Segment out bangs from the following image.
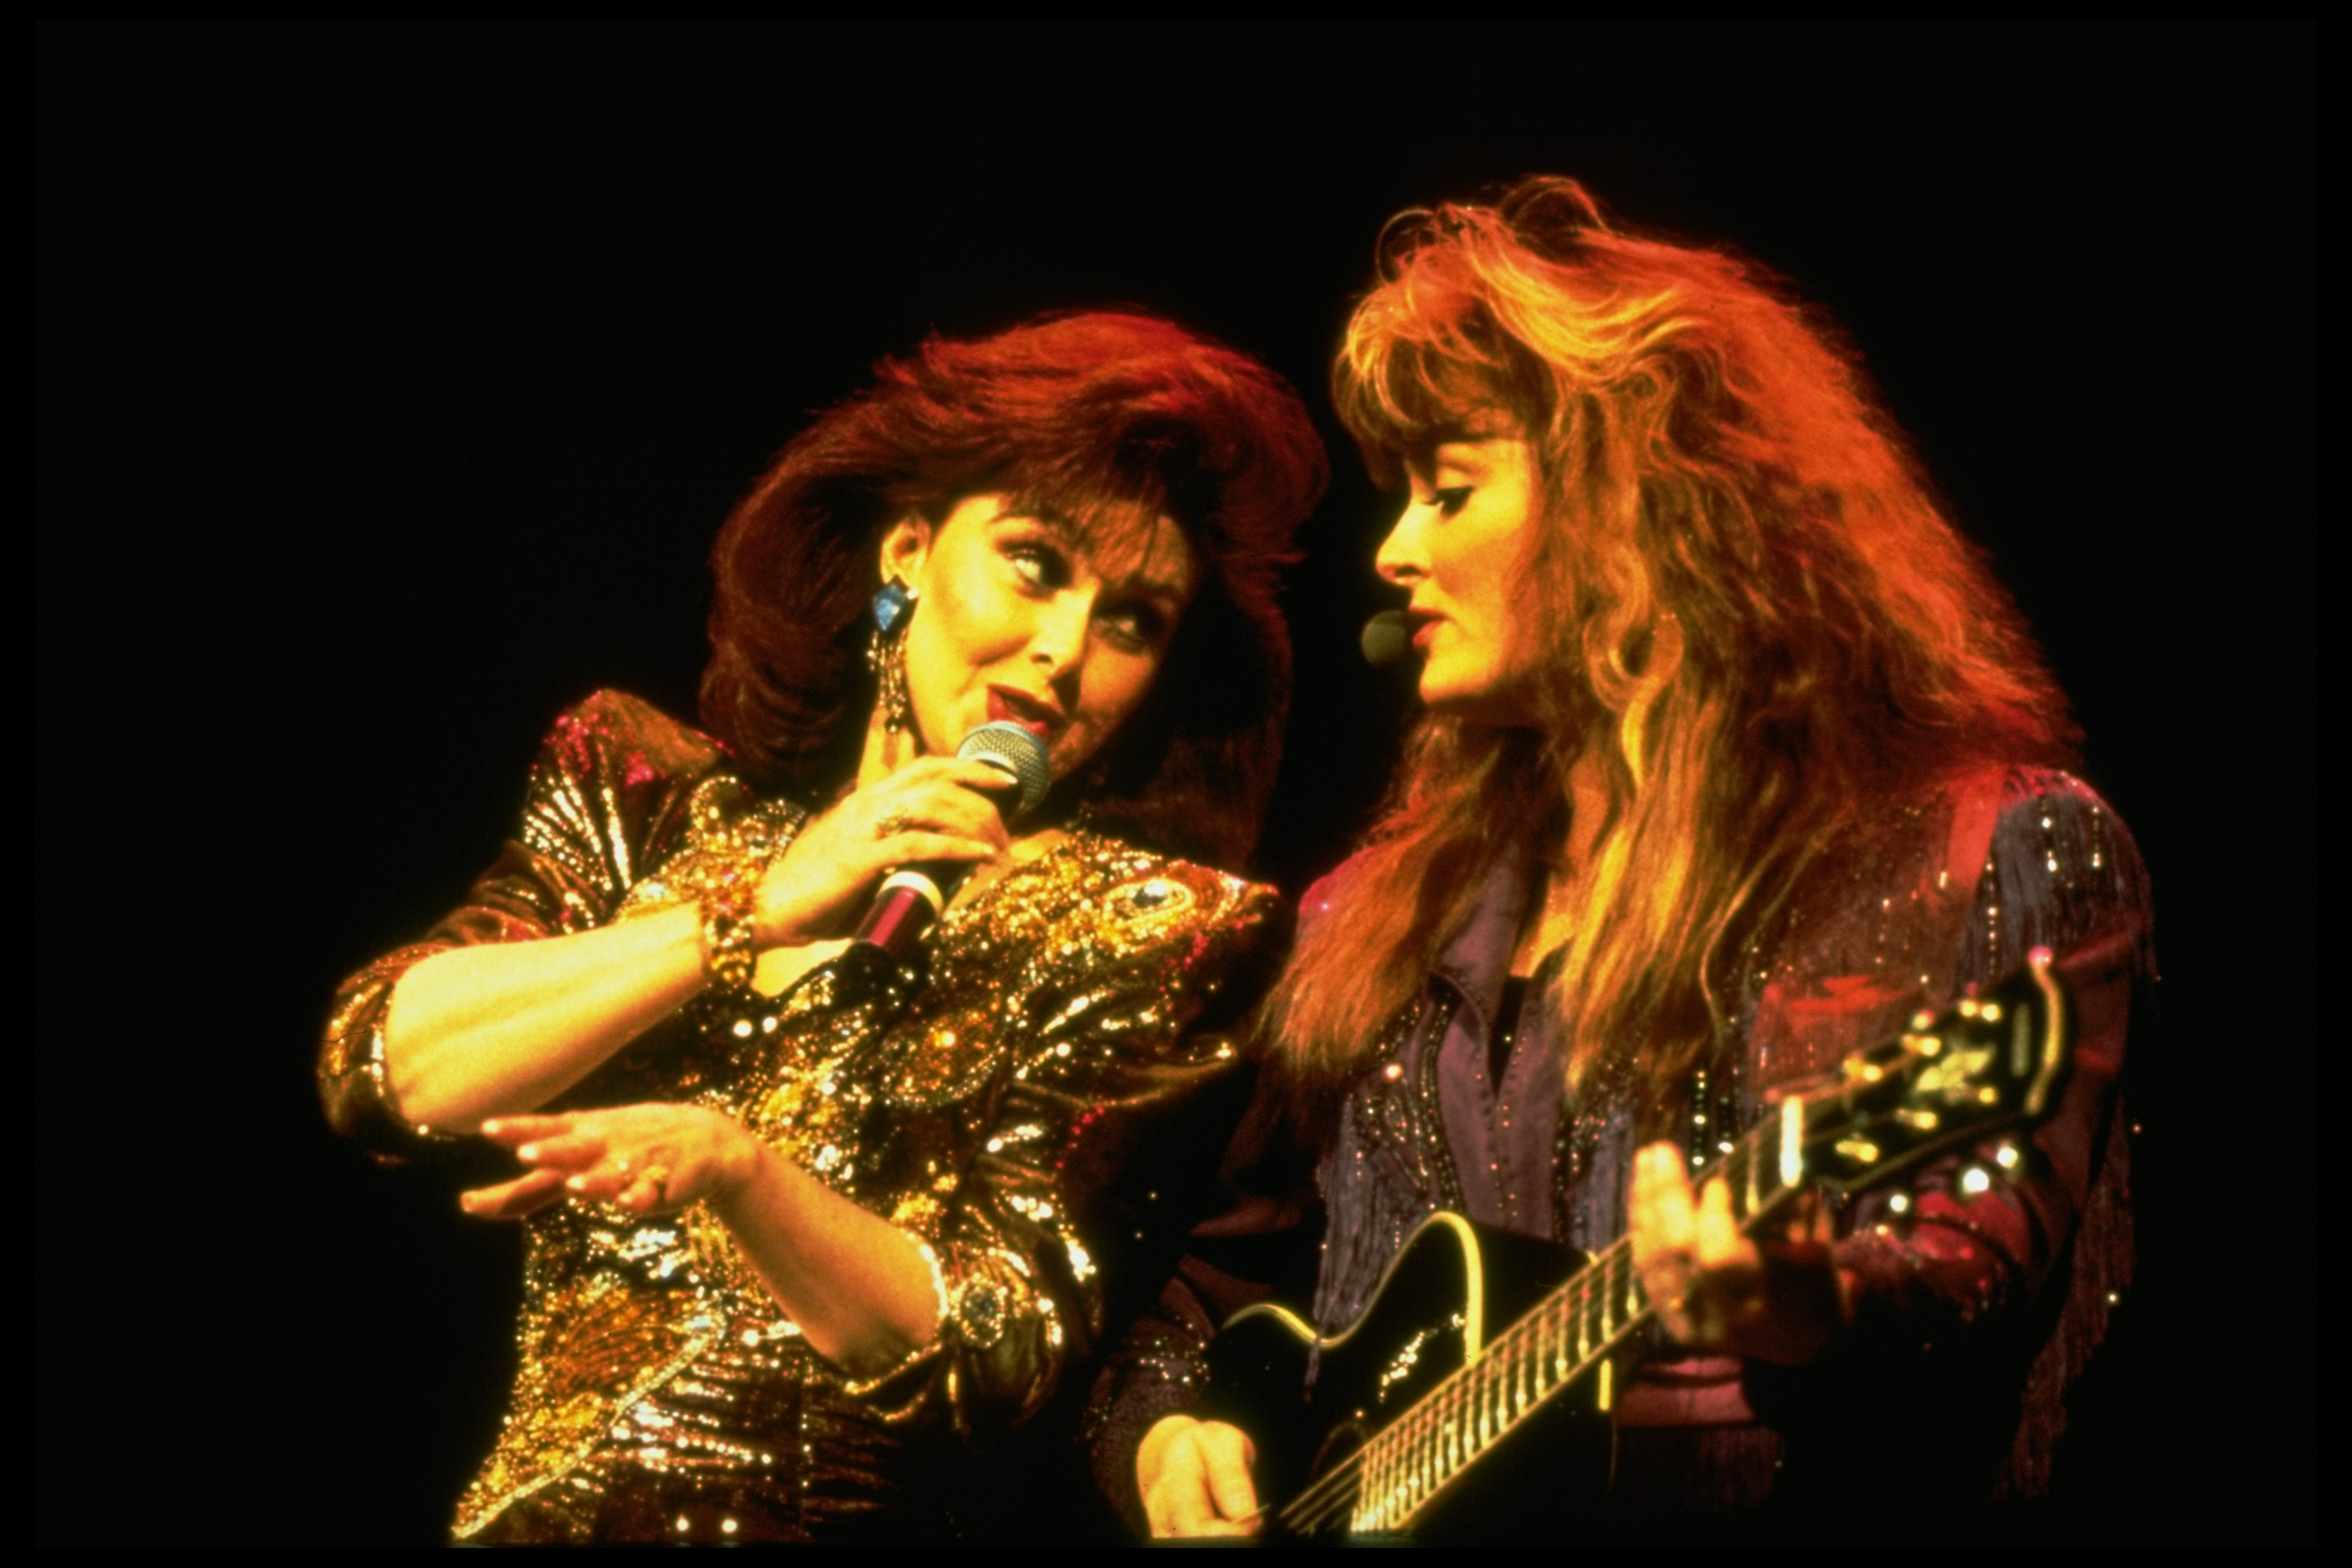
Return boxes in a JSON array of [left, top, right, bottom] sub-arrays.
[[1335, 273, 1542, 486], [1008, 482, 1174, 565]]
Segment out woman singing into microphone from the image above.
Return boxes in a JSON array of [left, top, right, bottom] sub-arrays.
[[316, 314, 1325, 1543]]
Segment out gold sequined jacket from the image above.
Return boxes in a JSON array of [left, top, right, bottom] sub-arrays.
[[318, 691, 1282, 1543]]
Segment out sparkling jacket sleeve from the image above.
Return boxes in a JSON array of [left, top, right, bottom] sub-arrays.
[[1740, 768, 2154, 1494], [316, 690, 721, 1155], [773, 848, 1290, 1442]]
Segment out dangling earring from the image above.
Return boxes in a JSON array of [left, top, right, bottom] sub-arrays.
[[868, 576, 916, 746]]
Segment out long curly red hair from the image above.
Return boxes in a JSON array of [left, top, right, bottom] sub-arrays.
[[1266, 180, 2076, 1118], [700, 312, 1326, 870]]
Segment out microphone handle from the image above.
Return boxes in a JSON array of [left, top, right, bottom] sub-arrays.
[[848, 858, 974, 962], [840, 729, 1040, 978]]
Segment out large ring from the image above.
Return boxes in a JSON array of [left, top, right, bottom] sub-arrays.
[[639, 1165, 672, 1207], [875, 812, 916, 838]]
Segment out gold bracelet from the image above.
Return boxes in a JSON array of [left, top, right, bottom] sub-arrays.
[[690, 842, 761, 995]]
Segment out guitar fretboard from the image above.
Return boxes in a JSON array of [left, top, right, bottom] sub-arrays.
[[1277, 1095, 1812, 1537]]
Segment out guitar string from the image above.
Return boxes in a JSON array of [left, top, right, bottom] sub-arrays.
[[1277, 1236, 1658, 1530], [1275, 1226, 1672, 1534], [1276, 1119, 1793, 1534], [1295, 1063, 1897, 1535]]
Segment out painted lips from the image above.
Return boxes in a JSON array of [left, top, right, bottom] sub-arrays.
[[987, 686, 1060, 740]]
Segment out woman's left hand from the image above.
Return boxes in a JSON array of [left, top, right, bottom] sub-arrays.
[[461, 1104, 763, 1220], [1627, 1141, 1851, 1365]]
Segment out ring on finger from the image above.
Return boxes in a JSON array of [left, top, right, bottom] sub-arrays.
[[639, 1165, 673, 1206], [875, 812, 916, 838]]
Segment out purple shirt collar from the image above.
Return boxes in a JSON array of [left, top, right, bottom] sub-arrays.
[[1425, 838, 1536, 1035]]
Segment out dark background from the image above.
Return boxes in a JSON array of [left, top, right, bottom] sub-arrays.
[[37, 23, 2313, 1545]]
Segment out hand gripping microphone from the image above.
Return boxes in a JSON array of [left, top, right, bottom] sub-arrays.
[[846, 721, 1054, 971]]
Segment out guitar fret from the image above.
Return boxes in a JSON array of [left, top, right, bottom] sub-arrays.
[[1429, 1382, 1449, 1485], [1415, 1422, 1432, 1517]]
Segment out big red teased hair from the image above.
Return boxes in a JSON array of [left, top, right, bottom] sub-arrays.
[[1267, 180, 2076, 1121], [701, 312, 1325, 869]]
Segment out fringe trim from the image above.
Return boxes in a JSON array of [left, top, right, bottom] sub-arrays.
[[1998, 1099, 2134, 1497]]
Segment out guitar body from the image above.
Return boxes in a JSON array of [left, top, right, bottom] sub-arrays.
[[1206, 1213, 1615, 1541]]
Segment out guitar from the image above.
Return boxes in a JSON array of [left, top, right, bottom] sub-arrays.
[[1202, 948, 2073, 1540]]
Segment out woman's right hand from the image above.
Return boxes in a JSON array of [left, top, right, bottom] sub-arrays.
[[1138, 1415, 1261, 1538], [756, 756, 1015, 946]]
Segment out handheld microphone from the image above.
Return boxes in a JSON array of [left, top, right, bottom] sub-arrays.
[[1361, 608, 1413, 668], [847, 721, 1054, 969]]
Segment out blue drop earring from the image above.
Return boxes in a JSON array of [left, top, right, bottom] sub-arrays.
[[868, 576, 917, 738], [872, 577, 915, 640]]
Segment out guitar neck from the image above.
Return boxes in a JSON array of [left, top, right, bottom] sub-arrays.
[[1293, 1098, 1813, 1537]]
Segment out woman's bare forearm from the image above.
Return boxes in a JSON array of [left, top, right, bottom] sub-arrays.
[[711, 1144, 942, 1375], [382, 904, 709, 1130]]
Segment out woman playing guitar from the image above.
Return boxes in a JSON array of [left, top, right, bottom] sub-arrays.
[[1099, 180, 2151, 1539]]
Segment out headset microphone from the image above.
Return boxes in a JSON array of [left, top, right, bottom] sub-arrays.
[[1361, 608, 1414, 669]]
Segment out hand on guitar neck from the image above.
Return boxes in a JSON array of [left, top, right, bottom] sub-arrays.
[[1626, 1142, 1855, 1366]]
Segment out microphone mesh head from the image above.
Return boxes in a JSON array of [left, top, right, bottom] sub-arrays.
[[957, 722, 1054, 816]]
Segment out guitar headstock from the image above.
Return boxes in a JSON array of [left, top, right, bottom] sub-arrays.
[[1799, 947, 2072, 1195]]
